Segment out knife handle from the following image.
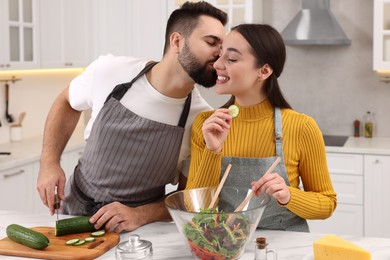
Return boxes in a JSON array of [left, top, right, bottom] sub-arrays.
[[54, 194, 60, 209]]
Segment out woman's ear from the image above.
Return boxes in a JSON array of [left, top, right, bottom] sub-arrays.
[[258, 64, 273, 81], [169, 32, 182, 54]]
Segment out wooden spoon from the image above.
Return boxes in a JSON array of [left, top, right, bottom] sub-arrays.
[[208, 164, 232, 209]]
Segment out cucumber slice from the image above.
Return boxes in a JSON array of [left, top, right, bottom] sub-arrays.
[[65, 238, 80, 245], [228, 105, 240, 118], [85, 237, 96, 242], [91, 230, 105, 237], [73, 239, 86, 246]]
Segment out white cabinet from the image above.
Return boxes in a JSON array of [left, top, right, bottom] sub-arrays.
[[0, 162, 35, 212], [40, 0, 92, 68], [0, 0, 40, 70], [308, 153, 364, 236], [373, 0, 390, 71], [90, 0, 167, 61], [364, 155, 390, 238]]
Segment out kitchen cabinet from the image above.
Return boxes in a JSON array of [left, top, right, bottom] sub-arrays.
[[0, 0, 40, 70], [308, 153, 364, 236], [40, 0, 92, 68], [373, 0, 390, 71], [168, 0, 262, 28], [90, 0, 167, 61], [364, 155, 390, 238], [0, 162, 35, 212]]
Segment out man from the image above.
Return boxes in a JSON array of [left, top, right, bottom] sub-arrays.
[[37, 1, 227, 233]]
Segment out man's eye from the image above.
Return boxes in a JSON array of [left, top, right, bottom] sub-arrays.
[[207, 41, 217, 46]]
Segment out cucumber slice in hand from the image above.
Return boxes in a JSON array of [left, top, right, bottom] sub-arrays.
[[228, 105, 240, 118]]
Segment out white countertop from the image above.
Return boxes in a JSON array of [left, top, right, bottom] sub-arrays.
[[0, 210, 389, 259], [326, 136, 390, 155], [0, 127, 85, 172]]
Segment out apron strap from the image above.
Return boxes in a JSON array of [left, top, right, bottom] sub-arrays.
[[104, 61, 158, 103], [178, 92, 191, 128], [274, 107, 283, 157]]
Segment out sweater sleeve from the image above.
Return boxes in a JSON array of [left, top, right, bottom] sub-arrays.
[[186, 112, 223, 189], [285, 117, 337, 220]]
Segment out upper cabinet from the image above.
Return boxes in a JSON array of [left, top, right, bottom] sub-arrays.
[[0, 0, 40, 70], [90, 0, 168, 62], [168, 0, 261, 29], [40, 0, 92, 68], [373, 0, 390, 71]]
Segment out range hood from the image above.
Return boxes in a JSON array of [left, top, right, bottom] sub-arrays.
[[281, 0, 351, 45]]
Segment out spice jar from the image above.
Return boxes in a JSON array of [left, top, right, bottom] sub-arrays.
[[116, 234, 153, 260], [254, 237, 277, 260]]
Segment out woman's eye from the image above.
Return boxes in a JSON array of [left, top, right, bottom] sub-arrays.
[[228, 58, 237, 63]]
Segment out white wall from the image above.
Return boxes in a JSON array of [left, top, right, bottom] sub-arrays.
[[0, 70, 84, 144]]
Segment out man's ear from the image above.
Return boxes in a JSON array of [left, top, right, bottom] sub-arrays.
[[258, 64, 273, 81], [169, 32, 182, 53]]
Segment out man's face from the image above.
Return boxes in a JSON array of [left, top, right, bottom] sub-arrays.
[[178, 15, 225, 88]]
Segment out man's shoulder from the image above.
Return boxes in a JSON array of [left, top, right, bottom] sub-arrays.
[[94, 54, 149, 70]]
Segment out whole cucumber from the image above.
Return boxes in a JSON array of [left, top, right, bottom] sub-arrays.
[[55, 216, 103, 236], [6, 224, 50, 250]]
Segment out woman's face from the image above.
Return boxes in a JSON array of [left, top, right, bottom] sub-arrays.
[[213, 30, 265, 105]]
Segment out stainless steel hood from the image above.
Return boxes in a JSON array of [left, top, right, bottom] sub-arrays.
[[281, 0, 351, 45]]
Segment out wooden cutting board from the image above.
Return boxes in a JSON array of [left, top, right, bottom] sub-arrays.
[[0, 227, 120, 259]]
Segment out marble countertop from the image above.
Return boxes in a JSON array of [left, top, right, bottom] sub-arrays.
[[0, 210, 390, 260], [0, 127, 85, 172]]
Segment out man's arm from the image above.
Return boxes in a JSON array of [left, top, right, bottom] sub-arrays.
[[37, 86, 82, 215]]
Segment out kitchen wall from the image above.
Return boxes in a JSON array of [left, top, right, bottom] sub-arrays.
[[0, 70, 84, 144], [0, 0, 389, 145], [262, 0, 389, 137]]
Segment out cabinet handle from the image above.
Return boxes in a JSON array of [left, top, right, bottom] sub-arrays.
[[3, 170, 25, 179], [5, 64, 10, 68], [374, 159, 380, 164], [65, 62, 73, 66]]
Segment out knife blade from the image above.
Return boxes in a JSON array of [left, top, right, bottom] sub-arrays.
[[54, 192, 60, 221]]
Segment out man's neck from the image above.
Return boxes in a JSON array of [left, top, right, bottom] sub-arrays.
[[145, 60, 194, 98]]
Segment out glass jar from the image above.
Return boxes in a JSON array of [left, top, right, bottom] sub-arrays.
[[115, 234, 153, 260]]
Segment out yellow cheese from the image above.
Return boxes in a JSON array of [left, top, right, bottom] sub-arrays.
[[313, 234, 371, 260]]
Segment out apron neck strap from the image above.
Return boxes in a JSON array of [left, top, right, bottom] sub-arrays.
[[274, 107, 283, 156], [104, 61, 158, 103], [178, 92, 191, 128]]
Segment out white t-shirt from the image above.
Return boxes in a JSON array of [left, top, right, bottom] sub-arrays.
[[69, 54, 213, 179]]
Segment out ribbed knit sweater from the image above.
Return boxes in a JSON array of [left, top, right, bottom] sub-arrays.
[[186, 99, 337, 220]]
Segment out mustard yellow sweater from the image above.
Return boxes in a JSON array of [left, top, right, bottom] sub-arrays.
[[186, 99, 337, 220]]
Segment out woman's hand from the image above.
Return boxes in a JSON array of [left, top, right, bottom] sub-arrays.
[[251, 173, 291, 205], [202, 108, 232, 153]]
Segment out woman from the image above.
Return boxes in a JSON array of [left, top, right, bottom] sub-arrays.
[[186, 24, 337, 232]]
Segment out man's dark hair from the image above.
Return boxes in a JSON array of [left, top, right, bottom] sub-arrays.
[[163, 1, 228, 54]]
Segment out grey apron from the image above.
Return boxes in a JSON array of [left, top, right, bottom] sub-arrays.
[[63, 62, 192, 215], [221, 107, 309, 232]]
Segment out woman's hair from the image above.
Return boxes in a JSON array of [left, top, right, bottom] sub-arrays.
[[222, 24, 292, 109], [163, 1, 228, 54]]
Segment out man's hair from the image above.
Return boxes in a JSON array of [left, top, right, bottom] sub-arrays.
[[163, 1, 228, 54]]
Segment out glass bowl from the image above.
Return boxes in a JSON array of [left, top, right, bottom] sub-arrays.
[[165, 187, 270, 260]]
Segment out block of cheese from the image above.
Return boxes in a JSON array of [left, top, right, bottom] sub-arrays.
[[313, 234, 371, 260]]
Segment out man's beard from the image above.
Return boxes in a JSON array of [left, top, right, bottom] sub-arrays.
[[178, 42, 217, 88]]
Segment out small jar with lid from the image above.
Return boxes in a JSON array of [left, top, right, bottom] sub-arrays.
[[116, 234, 153, 260]]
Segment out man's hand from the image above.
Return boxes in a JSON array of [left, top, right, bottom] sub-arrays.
[[36, 163, 66, 215], [90, 199, 172, 233]]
